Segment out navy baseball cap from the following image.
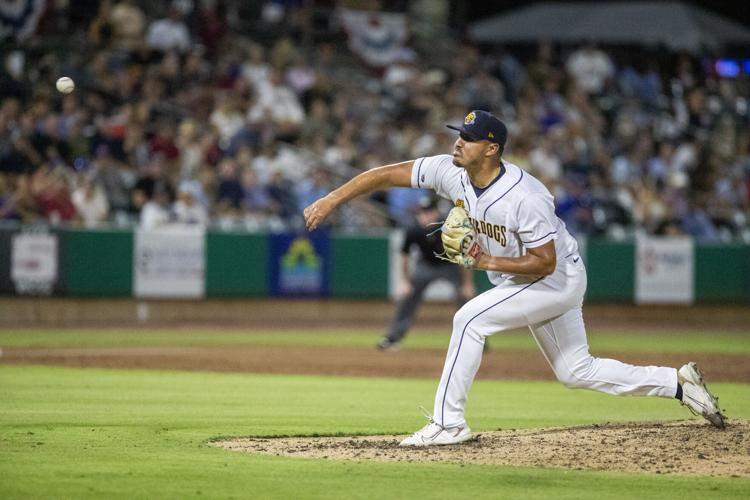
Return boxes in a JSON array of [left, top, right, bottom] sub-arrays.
[[447, 110, 508, 147]]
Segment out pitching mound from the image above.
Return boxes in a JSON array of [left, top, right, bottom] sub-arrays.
[[213, 420, 750, 477]]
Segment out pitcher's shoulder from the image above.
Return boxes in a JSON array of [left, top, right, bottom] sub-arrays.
[[504, 162, 552, 196]]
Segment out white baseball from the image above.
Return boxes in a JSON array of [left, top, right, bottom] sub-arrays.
[[56, 76, 75, 94]]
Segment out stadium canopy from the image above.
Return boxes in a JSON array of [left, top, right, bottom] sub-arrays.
[[468, 2, 750, 51]]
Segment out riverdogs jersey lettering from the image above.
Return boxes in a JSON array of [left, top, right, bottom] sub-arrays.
[[412, 154, 579, 285]]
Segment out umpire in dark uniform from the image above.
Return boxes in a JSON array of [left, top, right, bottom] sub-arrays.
[[378, 196, 476, 351]]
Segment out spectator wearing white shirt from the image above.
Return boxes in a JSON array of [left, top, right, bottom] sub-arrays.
[[529, 131, 563, 192], [565, 42, 614, 95], [146, 6, 190, 53], [140, 185, 174, 229], [242, 44, 272, 88], [173, 181, 208, 225], [72, 172, 110, 228], [247, 68, 305, 139], [209, 93, 245, 149]]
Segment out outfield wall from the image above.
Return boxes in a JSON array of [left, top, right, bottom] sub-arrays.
[[1, 226, 748, 304]]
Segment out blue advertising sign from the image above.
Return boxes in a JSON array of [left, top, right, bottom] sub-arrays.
[[269, 230, 330, 297]]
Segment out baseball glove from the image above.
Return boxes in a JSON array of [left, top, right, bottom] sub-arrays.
[[434, 206, 481, 268]]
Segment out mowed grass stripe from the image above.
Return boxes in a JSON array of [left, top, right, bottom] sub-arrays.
[[0, 365, 749, 499], [1, 328, 750, 355]]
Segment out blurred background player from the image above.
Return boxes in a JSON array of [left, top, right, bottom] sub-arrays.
[[377, 196, 476, 351]]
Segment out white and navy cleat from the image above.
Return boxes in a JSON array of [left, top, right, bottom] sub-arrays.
[[399, 419, 473, 447], [678, 362, 726, 429]]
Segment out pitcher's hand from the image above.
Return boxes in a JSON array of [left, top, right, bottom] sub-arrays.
[[304, 196, 336, 231]]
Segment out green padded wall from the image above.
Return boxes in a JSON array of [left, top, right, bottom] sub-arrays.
[[331, 235, 389, 298], [694, 244, 750, 303], [585, 238, 635, 302], [62, 229, 133, 296], [205, 232, 269, 296]]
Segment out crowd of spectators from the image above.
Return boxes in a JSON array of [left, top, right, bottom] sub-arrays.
[[1, 1, 749, 243]]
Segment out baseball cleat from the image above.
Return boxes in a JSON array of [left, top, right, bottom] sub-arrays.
[[399, 419, 473, 447], [678, 362, 726, 429], [376, 337, 401, 352]]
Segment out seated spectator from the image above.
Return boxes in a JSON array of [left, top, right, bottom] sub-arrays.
[[247, 68, 305, 140], [92, 145, 134, 214], [146, 5, 190, 53], [173, 181, 208, 225], [140, 184, 174, 229], [9, 175, 41, 223], [529, 130, 563, 193], [196, 0, 228, 56], [131, 155, 174, 205], [72, 172, 110, 228], [149, 122, 180, 164], [31, 167, 77, 225], [210, 93, 246, 150], [0, 173, 20, 221], [240, 167, 270, 214], [266, 170, 297, 221], [176, 119, 203, 180], [216, 158, 243, 209], [565, 41, 614, 95], [109, 0, 146, 52], [285, 53, 317, 97]]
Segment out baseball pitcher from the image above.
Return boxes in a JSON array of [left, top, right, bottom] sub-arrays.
[[304, 110, 725, 447]]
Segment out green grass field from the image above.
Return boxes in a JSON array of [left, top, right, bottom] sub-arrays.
[[1, 328, 749, 499], [2, 327, 749, 354]]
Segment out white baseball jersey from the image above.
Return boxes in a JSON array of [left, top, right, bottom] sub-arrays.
[[411, 154, 579, 285], [409, 154, 678, 429]]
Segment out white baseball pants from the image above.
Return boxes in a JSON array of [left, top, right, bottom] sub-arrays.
[[434, 255, 679, 428]]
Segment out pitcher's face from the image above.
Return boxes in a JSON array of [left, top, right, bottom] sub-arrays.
[[452, 132, 498, 169]]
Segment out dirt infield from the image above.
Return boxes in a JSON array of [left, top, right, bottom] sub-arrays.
[[214, 421, 750, 477], [3, 345, 749, 382]]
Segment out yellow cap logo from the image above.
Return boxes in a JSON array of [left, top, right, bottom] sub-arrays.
[[464, 112, 476, 125]]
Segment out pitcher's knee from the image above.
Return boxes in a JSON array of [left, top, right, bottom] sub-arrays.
[[555, 358, 596, 389], [556, 370, 587, 389], [452, 306, 473, 331], [452, 308, 486, 343]]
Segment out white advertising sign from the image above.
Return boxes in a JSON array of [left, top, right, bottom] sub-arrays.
[[11, 232, 57, 294], [635, 236, 694, 304], [134, 226, 205, 298]]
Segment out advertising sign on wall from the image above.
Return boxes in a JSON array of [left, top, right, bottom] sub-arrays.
[[133, 226, 205, 298], [270, 230, 330, 297], [635, 236, 694, 304], [11, 231, 58, 295]]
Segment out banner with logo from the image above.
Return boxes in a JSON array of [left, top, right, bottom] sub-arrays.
[[10, 230, 59, 295], [338, 8, 408, 67], [635, 236, 694, 304], [0, 0, 45, 40], [270, 230, 330, 297], [134, 226, 205, 298]]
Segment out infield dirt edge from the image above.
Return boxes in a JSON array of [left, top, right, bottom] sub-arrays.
[[213, 420, 750, 478]]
